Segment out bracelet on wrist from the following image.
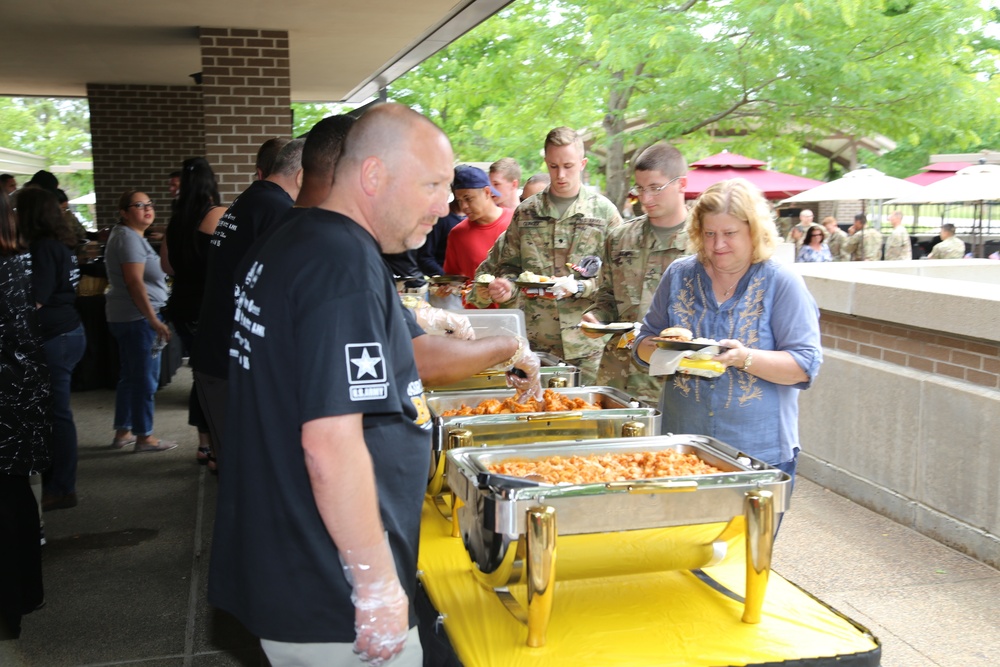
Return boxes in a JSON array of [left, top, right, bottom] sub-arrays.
[[740, 349, 754, 371]]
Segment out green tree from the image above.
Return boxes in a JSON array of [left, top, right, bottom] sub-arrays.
[[290, 102, 354, 137], [391, 0, 997, 208], [0, 97, 93, 199]]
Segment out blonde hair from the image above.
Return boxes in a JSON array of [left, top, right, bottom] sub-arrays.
[[544, 126, 584, 154], [686, 178, 779, 264]]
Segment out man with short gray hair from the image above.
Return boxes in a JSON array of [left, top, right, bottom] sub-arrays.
[[883, 210, 912, 261]]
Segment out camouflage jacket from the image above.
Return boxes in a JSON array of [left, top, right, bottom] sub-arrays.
[[826, 228, 848, 261], [883, 225, 912, 261], [927, 236, 966, 259], [585, 216, 689, 403], [843, 228, 884, 261], [470, 187, 623, 380]]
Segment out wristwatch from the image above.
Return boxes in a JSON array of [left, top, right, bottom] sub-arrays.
[[741, 349, 754, 371]]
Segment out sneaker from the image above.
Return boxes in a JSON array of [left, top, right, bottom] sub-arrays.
[[134, 440, 178, 453]]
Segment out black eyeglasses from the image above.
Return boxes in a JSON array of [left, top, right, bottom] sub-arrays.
[[629, 176, 682, 197], [129, 201, 155, 210]]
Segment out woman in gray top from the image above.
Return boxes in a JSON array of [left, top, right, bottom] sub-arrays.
[[104, 190, 176, 452]]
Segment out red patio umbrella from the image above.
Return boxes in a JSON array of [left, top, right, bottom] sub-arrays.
[[903, 162, 973, 186], [684, 151, 825, 200]]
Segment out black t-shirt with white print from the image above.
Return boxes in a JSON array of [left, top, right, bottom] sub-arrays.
[[208, 208, 432, 643]]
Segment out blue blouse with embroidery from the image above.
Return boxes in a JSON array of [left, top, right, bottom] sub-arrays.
[[634, 255, 822, 465]]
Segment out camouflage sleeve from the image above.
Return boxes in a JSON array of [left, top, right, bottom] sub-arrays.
[[583, 234, 618, 321]]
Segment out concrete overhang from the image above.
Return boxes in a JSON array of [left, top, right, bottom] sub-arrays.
[[0, 0, 511, 103]]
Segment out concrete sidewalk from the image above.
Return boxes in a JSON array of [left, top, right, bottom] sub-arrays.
[[2, 366, 998, 666]]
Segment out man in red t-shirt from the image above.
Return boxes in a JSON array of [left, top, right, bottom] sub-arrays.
[[443, 165, 513, 308]]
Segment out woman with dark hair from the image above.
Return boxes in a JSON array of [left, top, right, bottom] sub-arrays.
[[16, 188, 86, 510], [105, 190, 175, 453], [0, 190, 51, 638], [796, 224, 833, 263], [161, 157, 225, 467]]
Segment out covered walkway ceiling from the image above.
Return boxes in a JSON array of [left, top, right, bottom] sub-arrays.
[[0, 0, 510, 103]]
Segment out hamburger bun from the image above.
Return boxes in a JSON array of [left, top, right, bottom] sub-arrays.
[[659, 326, 693, 342]]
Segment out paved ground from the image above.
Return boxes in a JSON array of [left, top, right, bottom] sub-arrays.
[[2, 366, 997, 666]]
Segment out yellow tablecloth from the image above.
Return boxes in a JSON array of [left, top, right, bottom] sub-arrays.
[[418, 498, 879, 666]]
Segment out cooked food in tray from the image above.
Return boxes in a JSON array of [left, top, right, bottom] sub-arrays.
[[487, 449, 722, 485], [438, 388, 601, 416], [515, 270, 556, 287]]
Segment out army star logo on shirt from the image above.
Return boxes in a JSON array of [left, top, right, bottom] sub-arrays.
[[346, 343, 389, 401]]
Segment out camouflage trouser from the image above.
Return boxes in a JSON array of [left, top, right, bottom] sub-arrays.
[[565, 351, 602, 386]]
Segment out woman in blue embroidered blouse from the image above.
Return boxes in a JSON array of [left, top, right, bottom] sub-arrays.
[[796, 224, 833, 263], [633, 179, 822, 479]]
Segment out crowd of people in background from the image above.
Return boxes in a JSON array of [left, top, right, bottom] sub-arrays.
[[0, 104, 987, 657]]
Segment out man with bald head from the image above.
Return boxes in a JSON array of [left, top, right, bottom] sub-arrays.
[[209, 104, 452, 667]]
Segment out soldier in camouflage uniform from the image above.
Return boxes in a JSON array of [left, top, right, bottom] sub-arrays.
[[470, 127, 623, 383], [927, 224, 967, 259], [843, 213, 884, 261], [582, 143, 690, 404], [883, 211, 912, 261], [822, 216, 849, 261]]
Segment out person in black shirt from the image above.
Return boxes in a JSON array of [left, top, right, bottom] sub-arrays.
[[191, 139, 304, 469], [16, 188, 85, 512], [209, 104, 454, 667]]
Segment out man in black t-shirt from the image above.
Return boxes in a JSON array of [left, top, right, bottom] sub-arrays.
[[208, 104, 454, 667], [191, 139, 304, 468]]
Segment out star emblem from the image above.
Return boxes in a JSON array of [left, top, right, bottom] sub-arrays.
[[350, 347, 382, 379]]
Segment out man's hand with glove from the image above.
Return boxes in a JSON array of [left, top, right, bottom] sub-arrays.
[[549, 275, 582, 300], [340, 537, 410, 666], [503, 336, 543, 402], [412, 306, 476, 340]]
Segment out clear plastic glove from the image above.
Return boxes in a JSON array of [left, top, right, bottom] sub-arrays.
[[504, 336, 543, 402], [412, 306, 476, 340], [341, 539, 410, 666], [549, 275, 580, 300]]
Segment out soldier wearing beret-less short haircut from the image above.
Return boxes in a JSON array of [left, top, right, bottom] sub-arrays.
[[582, 142, 690, 404], [470, 127, 623, 383], [489, 157, 522, 210]]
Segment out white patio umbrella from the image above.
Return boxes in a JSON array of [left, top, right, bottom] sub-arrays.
[[68, 192, 96, 205], [781, 167, 925, 203], [885, 163, 1000, 204], [886, 163, 1000, 257]]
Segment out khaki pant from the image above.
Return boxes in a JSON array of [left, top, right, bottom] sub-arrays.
[[261, 626, 422, 667]]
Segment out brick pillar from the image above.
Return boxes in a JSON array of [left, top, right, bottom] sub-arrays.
[[199, 27, 292, 205], [87, 84, 204, 230]]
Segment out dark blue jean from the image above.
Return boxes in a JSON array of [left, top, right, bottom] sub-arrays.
[[108, 317, 162, 437], [41, 324, 86, 496]]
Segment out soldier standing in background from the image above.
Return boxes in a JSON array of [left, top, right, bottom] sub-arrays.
[[581, 142, 690, 404], [470, 126, 623, 383], [822, 216, 848, 261], [883, 210, 912, 261], [843, 213, 884, 261]]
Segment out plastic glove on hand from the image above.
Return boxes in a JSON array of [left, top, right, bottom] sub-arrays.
[[341, 538, 411, 666], [549, 275, 580, 300], [507, 347, 543, 402], [413, 306, 476, 340]]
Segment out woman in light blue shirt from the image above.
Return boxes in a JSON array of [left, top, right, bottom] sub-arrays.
[[634, 179, 822, 479]]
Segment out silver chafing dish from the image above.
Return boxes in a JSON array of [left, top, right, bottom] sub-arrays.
[[446, 434, 790, 647], [426, 386, 660, 496]]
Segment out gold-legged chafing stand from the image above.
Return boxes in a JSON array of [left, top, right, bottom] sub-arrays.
[[469, 488, 775, 647]]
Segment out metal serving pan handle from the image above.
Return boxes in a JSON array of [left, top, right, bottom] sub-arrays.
[[515, 411, 583, 421], [605, 480, 698, 494]]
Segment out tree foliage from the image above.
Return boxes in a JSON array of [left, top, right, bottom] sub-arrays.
[[0, 97, 94, 199], [390, 0, 999, 207]]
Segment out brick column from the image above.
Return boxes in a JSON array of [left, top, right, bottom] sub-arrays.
[[200, 27, 292, 205], [87, 84, 204, 229]]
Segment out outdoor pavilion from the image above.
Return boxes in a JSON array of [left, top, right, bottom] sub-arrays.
[[683, 150, 824, 200], [0, 0, 513, 225]]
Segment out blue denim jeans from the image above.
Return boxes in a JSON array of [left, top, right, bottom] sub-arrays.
[[41, 324, 87, 496], [108, 317, 163, 437]]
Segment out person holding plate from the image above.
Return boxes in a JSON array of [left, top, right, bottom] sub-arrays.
[[581, 142, 690, 404], [633, 179, 822, 478]]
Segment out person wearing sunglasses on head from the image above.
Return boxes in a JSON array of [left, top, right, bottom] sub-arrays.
[[104, 190, 176, 453], [796, 224, 833, 263]]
